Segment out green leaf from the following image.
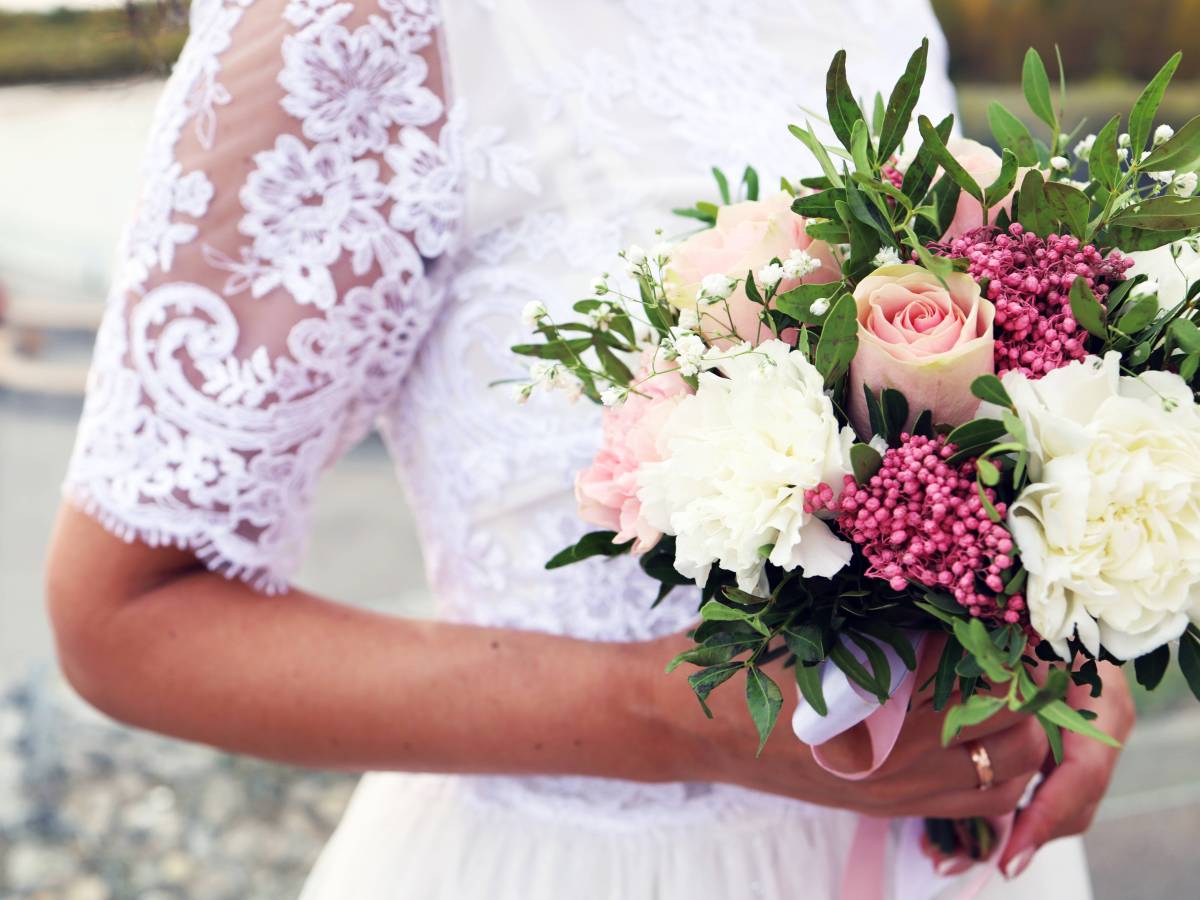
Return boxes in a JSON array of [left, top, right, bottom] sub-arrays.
[[1022, 47, 1057, 133], [826, 49, 865, 152], [933, 639, 964, 711], [877, 39, 928, 162], [987, 101, 1038, 166], [1103, 225, 1194, 252], [945, 418, 1007, 460], [672, 205, 717, 226], [917, 115, 982, 202], [1070, 276, 1108, 340], [1116, 295, 1159, 335], [850, 443, 884, 484], [791, 190, 843, 219], [665, 633, 754, 674], [1088, 114, 1123, 191], [952, 618, 1011, 683], [830, 641, 888, 702], [1038, 713, 1065, 764], [1129, 52, 1182, 156], [976, 457, 1000, 486], [851, 118, 874, 175], [814, 292, 859, 385], [970, 375, 1014, 409], [882, 388, 910, 441], [784, 624, 826, 664], [1015, 168, 1052, 236], [942, 694, 1005, 745], [1039, 699, 1121, 748], [545, 531, 634, 569], [698, 601, 770, 637], [637, 275, 672, 336], [593, 339, 634, 385], [1171, 318, 1200, 353], [789, 123, 844, 188], [746, 666, 784, 755], [856, 622, 918, 671], [984, 148, 1018, 211], [1134, 644, 1171, 691], [848, 632, 893, 696], [742, 165, 760, 202], [901, 113, 955, 203], [795, 662, 828, 716], [1140, 113, 1200, 174], [512, 338, 593, 360], [1042, 182, 1091, 238], [687, 663, 740, 717], [1110, 196, 1200, 231], [712, 167, 731, 204], [775, 283, 843, 323], [1178, 626, 1200, 701]]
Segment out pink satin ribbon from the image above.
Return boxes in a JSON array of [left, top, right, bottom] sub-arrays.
[[808, 667, 1014, 900]]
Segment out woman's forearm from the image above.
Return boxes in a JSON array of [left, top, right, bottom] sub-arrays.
[[46, 506, 686, 779]]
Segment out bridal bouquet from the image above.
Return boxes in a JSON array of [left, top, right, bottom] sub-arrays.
[[514, 38, 1200, 839]]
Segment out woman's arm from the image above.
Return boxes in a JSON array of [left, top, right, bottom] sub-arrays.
[[46, 502, 1052, 821], [45, 504, 683, 779]]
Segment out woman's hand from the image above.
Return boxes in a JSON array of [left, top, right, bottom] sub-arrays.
[[652, 632, 1049, 820], [999, 662, 1134, 878]]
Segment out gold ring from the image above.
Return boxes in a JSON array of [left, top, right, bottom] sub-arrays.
[[965, 740, 995, 792]]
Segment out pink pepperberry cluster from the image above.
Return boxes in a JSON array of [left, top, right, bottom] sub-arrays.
[[805, 434, 1027, 624], [931, 223, 1134, 378]]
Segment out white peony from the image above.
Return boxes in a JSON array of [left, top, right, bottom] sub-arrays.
[[1128, 240, 1200, 313], [994, 353, 1200, 659], [636, 340, 855, 594]]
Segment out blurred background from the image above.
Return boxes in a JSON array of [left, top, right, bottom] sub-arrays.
[[1, 1, 1199, 897]]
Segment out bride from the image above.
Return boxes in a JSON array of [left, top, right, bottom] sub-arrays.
[[44, 0, 1132, 896]]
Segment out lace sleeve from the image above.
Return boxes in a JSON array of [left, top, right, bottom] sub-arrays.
[[63, 0, 459, 593]]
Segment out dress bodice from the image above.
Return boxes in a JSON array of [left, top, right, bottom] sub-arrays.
[[64, 0, 956, 826]]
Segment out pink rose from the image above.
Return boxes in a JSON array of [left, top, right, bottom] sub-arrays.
[[575, 365, 690, 552], [664, 191, 839, 344], [848, 264, 995, 435], [939, 138, 1020, 242]]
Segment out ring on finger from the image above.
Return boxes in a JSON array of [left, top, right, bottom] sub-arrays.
[[964, 739, 995, 792]]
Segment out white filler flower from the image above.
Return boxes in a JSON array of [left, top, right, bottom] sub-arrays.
[[637, 340, 855, 594], [996, 353, 1200, 660]]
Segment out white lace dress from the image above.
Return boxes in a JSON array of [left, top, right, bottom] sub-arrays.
[[63, 0, 1092, 896]]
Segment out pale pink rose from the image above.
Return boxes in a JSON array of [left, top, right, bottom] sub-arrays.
[[664, 191, 839, 344], [848, 264, 995, 435], [939, 138, 1021, 242], [575, 365, 690, 552]]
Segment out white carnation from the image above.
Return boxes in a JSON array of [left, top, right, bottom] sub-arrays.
[[1128, 241, 1200, 312], [637, 340, 855, 593], [995, 353, 1200, 659]]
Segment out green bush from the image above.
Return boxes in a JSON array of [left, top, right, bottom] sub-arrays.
[[0, 5, 186, 85]]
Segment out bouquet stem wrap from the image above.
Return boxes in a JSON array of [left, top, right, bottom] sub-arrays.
[[791, 634, 1012, 900]]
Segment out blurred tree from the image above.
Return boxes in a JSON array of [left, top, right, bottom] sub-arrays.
[[932, 0, 1200, 80]]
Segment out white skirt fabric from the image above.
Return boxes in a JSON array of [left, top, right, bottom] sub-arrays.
[[298, 773, 1092, 900]]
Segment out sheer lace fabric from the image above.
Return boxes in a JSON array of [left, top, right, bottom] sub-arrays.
[[64, 0, 977, 838]]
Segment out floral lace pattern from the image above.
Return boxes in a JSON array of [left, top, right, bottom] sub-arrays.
[[66, 0, 958, 827]]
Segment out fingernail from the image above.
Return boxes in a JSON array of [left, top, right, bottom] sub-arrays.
[[1003, 848, 1035, 880], [935, 857, 971, 877]]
